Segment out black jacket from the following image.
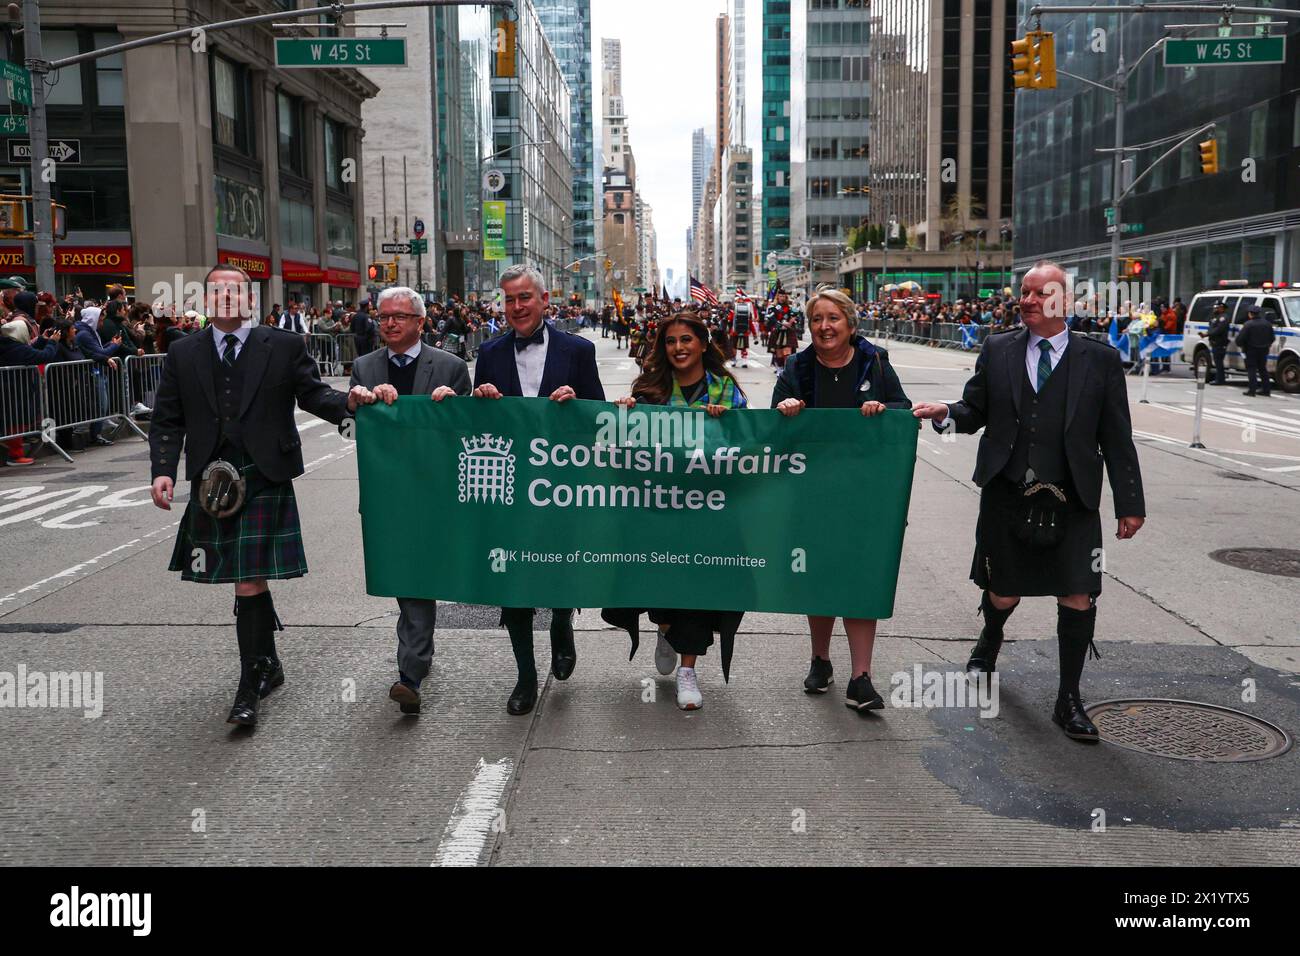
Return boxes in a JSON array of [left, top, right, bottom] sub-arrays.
[[771, 335, 911, 409], [149, 325, 349, 483], [0, 331, 59, 367], [1206, 312, 1231, 346], [1235, 315, 1275, 350], [941, 329, 1145, 516]]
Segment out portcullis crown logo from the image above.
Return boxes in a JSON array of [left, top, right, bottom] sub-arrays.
[[459, 433, 515, 504]]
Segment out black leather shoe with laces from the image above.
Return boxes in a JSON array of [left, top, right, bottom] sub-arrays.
[[1053, 694, 1100, 742]]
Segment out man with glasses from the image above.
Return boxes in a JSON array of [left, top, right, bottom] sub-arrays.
[[472, 263, 604, 716], [344, 286, 472, 715]]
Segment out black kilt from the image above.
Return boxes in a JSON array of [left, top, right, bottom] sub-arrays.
[[971, 476, 1102, 597], [168, 481, 307, 583]]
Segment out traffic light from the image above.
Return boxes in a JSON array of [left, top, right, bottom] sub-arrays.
[[1119, 257, 1149, 279], [367, 262, 382, 282], [1198, 137, 1219, 175], [1011, 32, 1056, 90]]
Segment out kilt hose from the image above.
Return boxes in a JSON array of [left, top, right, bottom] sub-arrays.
[[971, 475, 1103, 598], [169, 481, 307, 584]]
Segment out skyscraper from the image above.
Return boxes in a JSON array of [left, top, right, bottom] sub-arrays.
[[536, 0, 595, 299], [730, 0, 746, 149], [762, 0, 792, 258]]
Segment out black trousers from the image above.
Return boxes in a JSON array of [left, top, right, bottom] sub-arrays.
[[1210, 344, 1227, 383], [1245, 346, 1271, 393]]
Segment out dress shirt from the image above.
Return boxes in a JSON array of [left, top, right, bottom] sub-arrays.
[[386, 341, 422, 365], [1026, 327, 1070, 393], [211, 324, 252, 362], [513, 322, 549, 397]]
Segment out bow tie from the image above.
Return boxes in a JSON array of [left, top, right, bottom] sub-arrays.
[[514, 326, 545, 352]]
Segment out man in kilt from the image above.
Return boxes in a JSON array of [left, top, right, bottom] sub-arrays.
[[149, 263, 380, 727], [912, 261, 1145, 742]]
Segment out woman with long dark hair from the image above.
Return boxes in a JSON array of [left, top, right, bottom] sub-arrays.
[[602, 309, 747, 710]]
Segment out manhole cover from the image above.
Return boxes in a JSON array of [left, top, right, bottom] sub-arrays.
[[1208, 548, 1300, 577], [1085, 698, 1291, 762]]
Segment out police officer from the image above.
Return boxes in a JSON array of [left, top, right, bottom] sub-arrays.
[[1201, 301, 1231, 385], [1235, 304, 1275, 397]]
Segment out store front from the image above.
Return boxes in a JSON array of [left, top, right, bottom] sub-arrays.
[[326, 267, 360, 307], [0, 244, 134, 300], [281, 259, 325, 308]]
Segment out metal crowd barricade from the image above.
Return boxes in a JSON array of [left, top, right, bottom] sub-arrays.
[[1, 364, 45, 454], [40, 359, 144, 462], [122, 353, 167, 423], [304, 333, 337, 377]]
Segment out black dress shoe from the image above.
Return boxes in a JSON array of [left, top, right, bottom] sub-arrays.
[[550, 611, 576, 681], [389, 680, 420, 715], [507, 676, 538, 716], [92, 435, 114, 447], [257, 657, 284, 698], [1052, 694, 1100, 742], [227, 659, 262, 726]]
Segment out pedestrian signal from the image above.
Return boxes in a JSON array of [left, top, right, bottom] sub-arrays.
[[367, 263, 382, 282], [1198, 138, 1219, 175], [1119, 257, 1149, 279], [1011, 32, 1056, 90]]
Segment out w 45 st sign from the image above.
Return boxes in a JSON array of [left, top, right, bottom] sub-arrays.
[[1164, 36, 1285, 67]]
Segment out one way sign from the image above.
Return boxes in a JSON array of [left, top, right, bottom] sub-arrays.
[[6, 138, 81, 164]]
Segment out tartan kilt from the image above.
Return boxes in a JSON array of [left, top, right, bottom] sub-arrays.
[[168, 481, 307, 583]]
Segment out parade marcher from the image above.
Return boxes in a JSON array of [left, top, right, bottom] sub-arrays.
[[149, 263, 380, 727], [772, 288, 911, 709], [1200, 301, 1231, 385], [911, 260, 1146, 742], [602, 308, 748, 710], [345, 286, 472, 715], [1235, 304, 1274, 397], [472, 264, 605, 716]]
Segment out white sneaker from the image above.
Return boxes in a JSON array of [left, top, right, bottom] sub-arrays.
[[654, 631, 677, 675], [676, 666, 703, 710]]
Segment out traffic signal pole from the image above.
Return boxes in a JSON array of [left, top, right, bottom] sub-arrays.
[[12, 0, 512, 294]]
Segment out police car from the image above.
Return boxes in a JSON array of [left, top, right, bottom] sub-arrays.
[[1180, 281, 1300, 393]]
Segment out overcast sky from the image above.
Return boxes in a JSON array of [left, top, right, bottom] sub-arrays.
[[589, 0, 762, 292]]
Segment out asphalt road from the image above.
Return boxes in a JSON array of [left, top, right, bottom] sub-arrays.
[[1, 328, 1297, 866]]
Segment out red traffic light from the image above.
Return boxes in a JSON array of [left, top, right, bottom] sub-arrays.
[[367, 263, 381, 282]]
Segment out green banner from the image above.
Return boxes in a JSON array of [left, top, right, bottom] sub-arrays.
[[482, 201, 507, 261], [356, 399, 918, 619]]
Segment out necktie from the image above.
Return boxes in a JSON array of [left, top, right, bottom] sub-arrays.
[[390, 354, 412, 368], [514, 326, 545, 352], [222, 333, 239, 367], [1036, 339, 1054, 391]]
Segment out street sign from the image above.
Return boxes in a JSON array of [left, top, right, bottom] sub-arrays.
[[1104, 206, 1116, 226], [1, 61, 31, 107], [7, 139, 80, 164], [412, 218, 425, 238], [0, 115, 27, 135], [274, 38, 408, 69], [1122, 223, 1144, 235], [1164, 36, 1285, 67], [408, 238, 428, 254], [381, 243, 410, 254], [776, 257, 801, 266], [482, 168, 506, 194]]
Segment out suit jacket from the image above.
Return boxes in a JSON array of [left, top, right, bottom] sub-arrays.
[[943, 328, 1145, 516], [473, 320, 605, 400], [149, 325, 349, 483], [346, 341, 472, 397]]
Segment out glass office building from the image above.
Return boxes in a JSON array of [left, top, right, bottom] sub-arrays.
[[762, 0, 792, 257], [536, 0, 596, 301], [1013, 2, 1300, 298]]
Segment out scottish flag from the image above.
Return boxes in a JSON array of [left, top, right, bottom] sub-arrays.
[[960, 323, 979, 350], [1139, 331, 1183, 359], [1107, 318, 1130, 359]]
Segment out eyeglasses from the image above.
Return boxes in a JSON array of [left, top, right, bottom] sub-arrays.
[[379, 312, 422, 323]]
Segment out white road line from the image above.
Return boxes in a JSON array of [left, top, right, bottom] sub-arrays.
[[0, 444, 355, 616], [295, 418, 329, 432], [1133, 430, 1269, 471], [431, 758, 515, 867], [1148, 402, 1300, 440]]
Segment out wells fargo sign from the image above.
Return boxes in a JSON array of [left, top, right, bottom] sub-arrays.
[[217, 249, 271, 279], [0, 245, 133, 273], [282, 259, 326, 283], [326, 267, 360, 288]]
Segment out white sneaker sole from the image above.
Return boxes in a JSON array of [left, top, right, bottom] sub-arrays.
[[654, 635, 677, 676], [677, 698, 702, 710], [803, 677, 834, 694]]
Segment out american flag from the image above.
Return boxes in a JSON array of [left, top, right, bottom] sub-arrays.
[[735, 287, 751, 304], [690, 276, 718, 306]]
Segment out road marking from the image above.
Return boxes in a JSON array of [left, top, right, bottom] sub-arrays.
[[1133, 429, 1271, 471], [431, 757, 515, 867]]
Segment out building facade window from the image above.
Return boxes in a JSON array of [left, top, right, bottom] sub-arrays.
[[280, 198, 315, 251], [278, 92, 309, 178], [212, 55, 254, 156], [324, 119, 346, 192]]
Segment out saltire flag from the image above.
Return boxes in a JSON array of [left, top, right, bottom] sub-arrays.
[[960, 323, 979, 350], [1139, 330, 1183, 359], [766, 278, 784, 303], [1107, 316, 1130, 359], [690, 276, 719, 306]]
